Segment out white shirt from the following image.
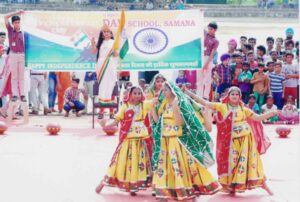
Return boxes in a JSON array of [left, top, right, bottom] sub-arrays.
[[261, 104, 277, 114], [282, 63, 299, 87]]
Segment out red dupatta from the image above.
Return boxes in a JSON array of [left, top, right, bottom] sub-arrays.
[[215, 111, 233, 176], [216, 89, 271, 176], [110, 87, 153, 165]]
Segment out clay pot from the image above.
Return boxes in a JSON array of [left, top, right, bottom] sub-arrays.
[[275, 127, 291, 138], [46, 123, 61, 135], [103, 126, 118, 136], [0, 121, 8, 135]]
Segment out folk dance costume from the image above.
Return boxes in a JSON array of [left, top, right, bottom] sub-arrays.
[[152, 82, 220, 201], [96, 87, 153, 194], [213, 87, 272, 193]]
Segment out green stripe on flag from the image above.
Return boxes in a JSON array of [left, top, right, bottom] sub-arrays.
[[120, 39, 129, 60]]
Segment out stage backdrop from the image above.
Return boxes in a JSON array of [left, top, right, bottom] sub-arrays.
[[23, 10, 203, 71]]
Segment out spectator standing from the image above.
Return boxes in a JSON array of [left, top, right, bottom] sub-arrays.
[[268, 62, 285, 109], [29, 70, 48, 115], [238, 61, 253, 103], [198, 22, 219, 100], [250, 63, 269, 112], [216, 53, 231, 98], [4, 10, 26, 102], [281, 52, 299, 104]]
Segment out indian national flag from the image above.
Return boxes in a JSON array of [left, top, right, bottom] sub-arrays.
[[113, 6, 129, 60], [97, 7, 128, 82]]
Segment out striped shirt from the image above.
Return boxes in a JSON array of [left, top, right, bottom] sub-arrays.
[[64, 87, 87, 102], [268, 72, 285, 92]]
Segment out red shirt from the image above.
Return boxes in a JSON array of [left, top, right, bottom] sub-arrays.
[[204, 30, 219, 56], [6, 23, 24, 53]]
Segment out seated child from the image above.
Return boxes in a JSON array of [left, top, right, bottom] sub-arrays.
[[246, 94, 260, 114], [64, 78, 88, 117], [279, 95, 299, 123], [261, 95, 279, 123], [176, 70, 188, 85]]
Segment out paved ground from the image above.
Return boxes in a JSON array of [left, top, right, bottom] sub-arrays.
[[0, 114, 299, 202]]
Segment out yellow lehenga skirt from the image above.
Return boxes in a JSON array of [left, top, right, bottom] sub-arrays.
[[152, 136, 221, 201], [219, 130, 266, 192], [103, 137, 152, 192]]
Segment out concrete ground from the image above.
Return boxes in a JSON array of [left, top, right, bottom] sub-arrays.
[[0, 114, 299, 202]]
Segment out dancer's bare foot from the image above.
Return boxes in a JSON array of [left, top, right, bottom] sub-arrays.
[[130, 192, 137, 196], [229, 189, 236, 196], [95, 180, 104, 194], [262, 182, 274, 196]]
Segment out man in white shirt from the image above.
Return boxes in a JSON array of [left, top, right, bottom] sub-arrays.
[[281, 52, 299, 104]]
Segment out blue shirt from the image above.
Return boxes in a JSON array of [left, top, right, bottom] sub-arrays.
[[84, 72, 97, 82], [269, 72, 285, 92]]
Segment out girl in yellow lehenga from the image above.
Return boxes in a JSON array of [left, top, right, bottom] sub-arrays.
[[95, 86, 154, 196], [151, 82, 221, 201], [184, 86, 277, 196]]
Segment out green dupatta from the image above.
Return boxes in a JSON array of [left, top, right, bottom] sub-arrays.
[[152, 82, 215, 171]]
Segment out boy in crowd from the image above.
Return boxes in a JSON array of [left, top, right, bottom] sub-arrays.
[[266, 37, 274, 55], [231, 53, 243, 86], [270, 50, 278, 62], [256, 45, 267, 63], [198, 22, 219, 100], [64, 78, 88, 117], [216, 53, 231, 100], [247, 51, 258, 73], [265, 61, 274, 76], [239, 36, 247, 49], [4, 10, 26, 102], [275, 37, 284, 58], [246, 94, 260, 114], [261, 95, 279, 123], [268, 62, 285, 109], [281, 52, 299, 104], [285, 40, 294, 53], [251, 63, 269, 112], [238, 61, 252, 103], [281, 51, 287, 64], [242, 44, 252, 59], [248, 37, 256, 50], [227, 39, 237, 55]]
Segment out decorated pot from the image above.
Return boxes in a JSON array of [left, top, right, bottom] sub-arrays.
[[275, 127, 291, 138], [0, 121, 8, 135], [46, 123, 61, 135], [103, 126, 118, 136]]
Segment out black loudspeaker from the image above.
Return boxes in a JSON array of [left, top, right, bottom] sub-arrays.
[[93, 81, 99, 96]]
